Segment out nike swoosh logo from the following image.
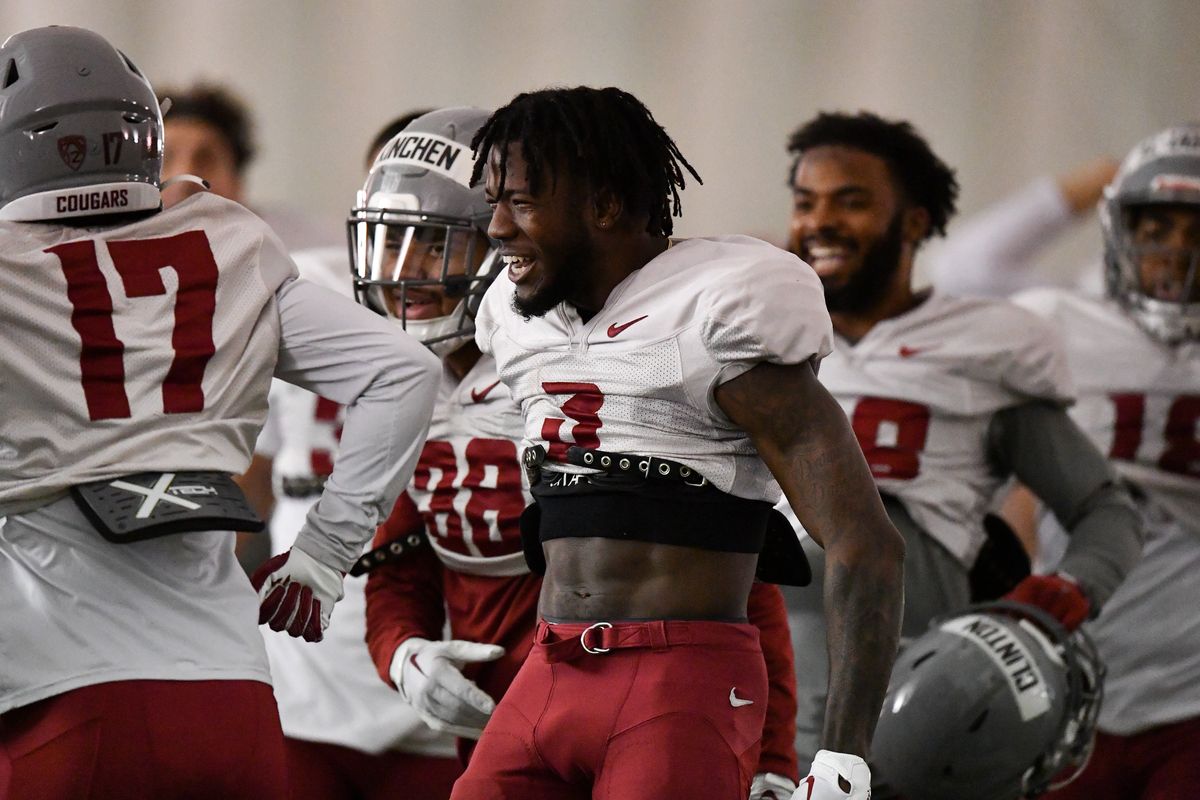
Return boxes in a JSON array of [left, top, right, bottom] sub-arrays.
[[470, 380, 502, 403], [729, 687, 754, 708], [898, 344, 939, 358], [607, 315, 648, 338]]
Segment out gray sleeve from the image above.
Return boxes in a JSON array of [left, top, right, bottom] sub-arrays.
[[273, 278, 441, 572], [987, 401, 1144, 610]]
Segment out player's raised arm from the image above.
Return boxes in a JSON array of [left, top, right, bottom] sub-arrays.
[[715, 360, 904, 789]]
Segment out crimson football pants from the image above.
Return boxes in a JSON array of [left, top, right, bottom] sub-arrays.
[[450, 619, 767, 800], [0, 679, 286, 800], [284, 737, 461, 800], [1042, 716, 1200, 800]]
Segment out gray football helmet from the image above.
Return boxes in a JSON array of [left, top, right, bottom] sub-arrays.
[[872, 601, 1104, 800], [0, 26, 162, 222], [1100, 124, 1200, 344], [349, 107, 498, 356]]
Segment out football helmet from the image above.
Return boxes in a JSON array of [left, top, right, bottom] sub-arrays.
[[1100, 124, 1200, 344], [349, 107, 498, 356], [872, 601, 1104, 800], [0, 26, 162, 222]]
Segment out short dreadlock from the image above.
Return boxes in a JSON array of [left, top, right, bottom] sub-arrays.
[[470, 86, 701, 237], [788, 111, 959, 240]]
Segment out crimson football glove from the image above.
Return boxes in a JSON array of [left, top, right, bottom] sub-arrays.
[[1003, 573, 1091, 631], [795, 750, 871, 799], [251, 546, 344, 642]]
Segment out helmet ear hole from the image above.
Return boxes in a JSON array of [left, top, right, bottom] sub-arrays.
[[30, 121, 57, 134], [967, 708, 989, 733], [2, 59, 17, 88]]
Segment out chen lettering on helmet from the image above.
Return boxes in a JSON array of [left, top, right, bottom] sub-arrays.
[[349, 107, 500, 357]]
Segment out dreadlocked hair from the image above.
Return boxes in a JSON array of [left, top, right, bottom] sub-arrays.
[[470, 86, 701, 237], [788, 111, 959, 239]]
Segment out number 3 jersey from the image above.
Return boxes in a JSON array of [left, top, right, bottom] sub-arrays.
[[0, 192, 293, 514], [817, 292, 1074, 565], [473, 235, 834, 504]]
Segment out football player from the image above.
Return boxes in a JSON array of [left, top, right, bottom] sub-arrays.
[[246, 108, 461, 800], [446, 87, 905, 800], [357, 106, 806, 799], [0, 26, 439, 800], [1009, 125, 1200, 799], [782, 110, 1144, 793]]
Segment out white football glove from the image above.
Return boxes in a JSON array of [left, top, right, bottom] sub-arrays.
[[750, 772, 798, 800], [390, 636, 505, 739], [793, 751, 871, 799], [252, 546, 345, 642]]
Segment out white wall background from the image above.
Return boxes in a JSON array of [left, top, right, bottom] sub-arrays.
[[4, 0, 1199, 280]]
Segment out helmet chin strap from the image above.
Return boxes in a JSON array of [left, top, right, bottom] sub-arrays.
[[160, 174, 210, 193], [394, 306, 470, 358]]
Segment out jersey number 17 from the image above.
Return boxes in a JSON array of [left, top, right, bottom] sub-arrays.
[[46, 231, 219, 422]]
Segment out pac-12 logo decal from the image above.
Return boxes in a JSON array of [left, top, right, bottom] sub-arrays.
[[58, 136, 87, 171]]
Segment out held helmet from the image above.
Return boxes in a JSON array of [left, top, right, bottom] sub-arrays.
[[872, 601, 1104, 800], [1100, 124, 1200, 344], [0, 26, 163, 222], [349, 107, 498, 356]]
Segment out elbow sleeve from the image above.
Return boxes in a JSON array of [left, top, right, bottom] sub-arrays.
[[989, 402, 1145, 610], [1056, 482, 1144, 611]]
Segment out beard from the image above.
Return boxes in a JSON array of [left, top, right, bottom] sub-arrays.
[[511, 230, 595, 320], [814, 214, 906, 314]]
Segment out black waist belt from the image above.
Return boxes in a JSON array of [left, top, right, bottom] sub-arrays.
[[519, 446, 811, 586], [522, 445, 709, 488], [349, 530, 428, 577], [565, 445, 709, 486]]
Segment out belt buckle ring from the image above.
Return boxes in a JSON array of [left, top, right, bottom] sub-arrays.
[[580, 621, 613, 654]]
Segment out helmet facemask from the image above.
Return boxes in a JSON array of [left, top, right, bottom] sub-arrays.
[[351, 193, 497, 357], [1102, 125, 1200, 345]]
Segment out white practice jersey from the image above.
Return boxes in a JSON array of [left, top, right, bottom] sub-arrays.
[[818, 293, 1074, 565], [0, 193, 292, 513], [475, 235, 833, 504], [1015, 288, 1200, 733], [408, 355, 530, 576], [0, 193, 440, 715]]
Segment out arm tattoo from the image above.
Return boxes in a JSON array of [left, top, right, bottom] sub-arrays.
[[717, 361, 905, 756]]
